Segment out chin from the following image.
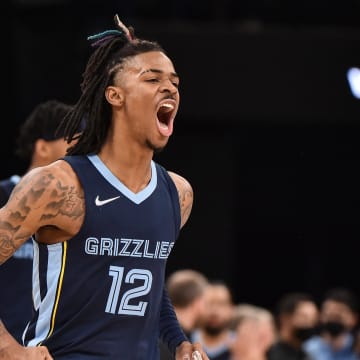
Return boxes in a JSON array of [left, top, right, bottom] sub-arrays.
[[153, 147, 165, 154], [146, 139, 167, 154]]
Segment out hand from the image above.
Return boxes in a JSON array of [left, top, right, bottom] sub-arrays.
[[0, 320, 53, 359], [175, 341, 209, 360], [0, 342, 53, 359]]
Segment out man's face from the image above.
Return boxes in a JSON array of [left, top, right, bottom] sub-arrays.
[[114, 51, 180, 152], [321, 300, 358, 330], [35, 137, 77, 167], [291, 301, 319, 329], [200, 284, 234, 336], [288, 301, 320, 342], [47, 138, 74, 162]]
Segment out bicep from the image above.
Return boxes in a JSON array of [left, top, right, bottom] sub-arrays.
[[0, 168, 59, 263], [168, 172, 194, 229]]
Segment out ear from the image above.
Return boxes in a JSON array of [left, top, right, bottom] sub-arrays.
[[34, 139, 50, 159], [105, 86, 124, 106]]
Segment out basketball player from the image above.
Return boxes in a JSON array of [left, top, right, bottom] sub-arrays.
[[0, 15, 207, 360], [0, 100, 75, 343]]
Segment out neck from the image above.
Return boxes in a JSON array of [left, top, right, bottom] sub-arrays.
[[281, 329, 301, 349], [98, 143, 154, 194]]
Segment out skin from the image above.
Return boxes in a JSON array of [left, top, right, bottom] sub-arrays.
[[199, 284, 235, 347], [230, 315, 276, 360], [320, 299, 358, 350], [279, 300, 319, 348], [30, 137, 76, 171], [0, 124, 77, 359], [0, 51, 206, 360]]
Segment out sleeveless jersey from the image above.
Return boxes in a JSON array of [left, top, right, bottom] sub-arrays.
[[23, 154, 181, 359], [0, 175, 34, 343]]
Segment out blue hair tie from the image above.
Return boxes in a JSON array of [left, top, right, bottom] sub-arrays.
[[87, 30, 123, 41]]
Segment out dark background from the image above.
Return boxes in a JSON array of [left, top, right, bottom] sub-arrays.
[[2, 0, 360, 311]]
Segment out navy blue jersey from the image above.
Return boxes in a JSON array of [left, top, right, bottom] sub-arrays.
[[0, 175, 34, 343], [0, 176, 20, 207], [24, 155, 182, 359]]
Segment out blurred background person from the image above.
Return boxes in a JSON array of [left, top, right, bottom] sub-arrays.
[[160, 269, 209, 359], [229, 303, 277, 360], [191, 279, 235, 360], [303, 287, 359, 360], [266, 292, 319, 360], [352, 328, 360, 358], [0, 99, 75, 342]]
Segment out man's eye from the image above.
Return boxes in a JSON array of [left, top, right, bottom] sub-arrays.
[[172, 82, 179, 88], [146, 79, 159, 83]]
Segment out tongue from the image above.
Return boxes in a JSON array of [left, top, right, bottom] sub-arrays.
[[158, 121, 172, 137]]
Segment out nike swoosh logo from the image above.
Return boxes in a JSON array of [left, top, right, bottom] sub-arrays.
[[95, 195, 121, 206]]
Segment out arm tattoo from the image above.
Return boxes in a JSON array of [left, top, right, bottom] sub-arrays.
[[179, 188, 193, 224], [176, 177, 193, 227], [0, 171, 83, 264], [0, 222, 21, 263], [41, 180, 84, 221]]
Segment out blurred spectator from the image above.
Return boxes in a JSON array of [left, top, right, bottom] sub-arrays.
[[352, 328, 360, 357], [0, 99, 75, 342], [159, 269, 209, 360], [230, 303, 277, 360], [303, 287, 359, 360], [266, 292, 319, 360], [191, 280, 235, 360]]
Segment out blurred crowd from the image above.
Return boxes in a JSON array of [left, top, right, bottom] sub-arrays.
[[160, 268, 360, 360]]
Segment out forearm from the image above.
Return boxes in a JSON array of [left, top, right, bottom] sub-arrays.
[[0, 320, 17, 351], [159, 287, 188, 354], [0, 319, 20, 359], [0, 319, 53, 359]]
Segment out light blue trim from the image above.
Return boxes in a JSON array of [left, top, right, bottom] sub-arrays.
[[87, 154, 157, 205], [10, 175, 21, 185], [28, 243, 64, 346]]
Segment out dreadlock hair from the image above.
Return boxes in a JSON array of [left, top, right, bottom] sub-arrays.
[[58, 15, 165, 156]]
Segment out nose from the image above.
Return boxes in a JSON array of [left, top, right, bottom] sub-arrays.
[[160, 79, 178, 95]]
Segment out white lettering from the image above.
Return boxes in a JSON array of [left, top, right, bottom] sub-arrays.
[[119, 239, 131, 256], [159, 242, 170, 259], [143, 240, 154, 258], [131, 239, 143, 257], [84, 237, 174, 259], [85, 237, 99, 255], [100, 238, 113, 255]]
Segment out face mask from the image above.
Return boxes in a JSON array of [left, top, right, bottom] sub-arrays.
[[321, 321, 346, 337], [293, 326, 318, 342]]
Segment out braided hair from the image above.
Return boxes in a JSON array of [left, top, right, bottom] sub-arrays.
[[59, 15, 165, 155]]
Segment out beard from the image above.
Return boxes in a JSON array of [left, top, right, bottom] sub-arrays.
[[203, 324, 226, 337]]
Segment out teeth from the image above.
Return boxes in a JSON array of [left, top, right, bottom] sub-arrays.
[[161, 103, 174, 110]]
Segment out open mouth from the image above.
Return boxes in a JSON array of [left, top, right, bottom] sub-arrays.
[[157, 103, 175, 126], [156, 101, 176, 136]]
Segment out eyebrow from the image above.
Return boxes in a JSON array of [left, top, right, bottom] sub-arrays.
[[140, 68, 179, 78]]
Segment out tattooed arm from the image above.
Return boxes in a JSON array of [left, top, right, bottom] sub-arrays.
[[0, 160, 84, 264], [168, 172, 193, 229]]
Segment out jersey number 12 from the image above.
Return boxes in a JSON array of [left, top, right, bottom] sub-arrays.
[[105, 265, 152, 316]]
